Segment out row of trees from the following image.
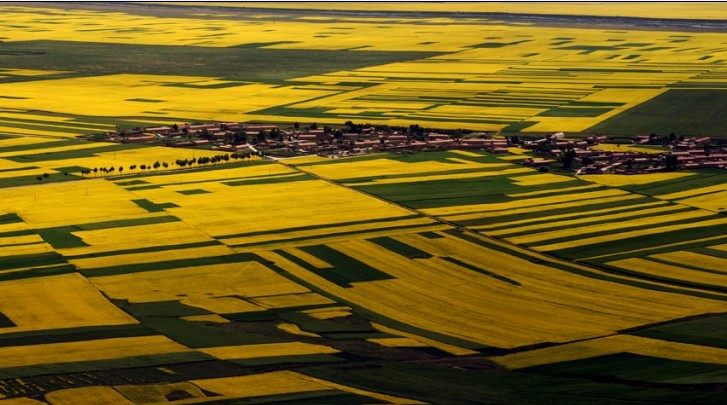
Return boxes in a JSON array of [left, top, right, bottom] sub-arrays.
[[78, 151, 260, 178]]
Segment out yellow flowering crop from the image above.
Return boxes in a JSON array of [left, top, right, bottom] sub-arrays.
[[0, 274, 136, 333], [44, 387, 134, 405], [0, 335, 192, 369], [493, 335, 727, 369], [199, 342, 339, 360]]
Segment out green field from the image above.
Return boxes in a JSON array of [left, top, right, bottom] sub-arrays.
[[0, 2, 725, 404], [590, 90, 727, 136]]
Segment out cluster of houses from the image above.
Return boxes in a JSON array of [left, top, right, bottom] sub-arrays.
[[522, 132, 726, 173], [99, 122, 510, 155], [285, 130, 509, 155], [95, 122, 725, 173]]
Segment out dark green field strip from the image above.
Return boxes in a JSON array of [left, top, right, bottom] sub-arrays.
[[302, 361, 727, 405], [0, 140, 76, 154], [469, 198, 664, 231], [342, 165, 515, 185], [0, 264, 76, 282], [526, 212, 723, 249], [322, 332, 397, 340], [441, 257, 521, 287], [279, 312, 374, 334], [627, 314, 727, 349], [444, 230, 727, 302], [124, 184, 162, 190], [140, 316, 281, 348], [288, 245, 394, 288], [0, 172, 86, 189], [177, 188, 211, 195], [521, 353, 727, 386], [492, 206, 695, 239], [80, 252, 260, 277], [3, 144, 148, 163], [620, 171, 726, 196], [537, 107, 612, 117], [647, 256, 727, 276], [0, 312, 14, 328], [113, 179, 149, 186], [0, 166, 40, 174], [0, 117, 113, 132], [0, 213, 22, 224], [585, 236, 727, 265], [289, 153, 388, 168], [37, 226, 88, 249], [256, 253, 485, 350], [0, 252, 66, 271], [62, 240, 222, 260], [0, 119, 103, 136], [0, 352, 212, 380], [492, 206, 694, 237], [589, 89, 727, 137], [226, 222, 437, 249], [0, 324, 156, 347], [229, 353, 345, 368], [419, 231, 445, 239], [367, 236, 433, 259], [198, 390, 384, 405], [0, 40, 440, 83], [222, 173, 311, 186], [216, 215, 420, 240], [40, 216, 181, 248], [691, 247, 727, 260], [131, 198, 179, 213], [357, 176, 587, 210], [0, 229, 35, 239], [123, 300, 211, 317], [599, 262, 727, 293], [554, 222, 727, 261], [114, 160, 273, 187], [221, 302, 342, 323]]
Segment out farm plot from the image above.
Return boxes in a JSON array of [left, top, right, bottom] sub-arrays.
[[0, 5, 726, 133], [259, 229, 726, 350], [123, 163, 444, 249]]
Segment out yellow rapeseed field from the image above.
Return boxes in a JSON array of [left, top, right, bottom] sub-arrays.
[[199, 342, 339, 360], [1, 5, 726, 131], [493, 335, 727, 369], [114, 383, 206, 404], [44, 387, 134, 405], [580, 172, 696, 187], [533, 216, 727, 252], [190, 371, 333, 399], [607, 257, 727, 288], [0, 274, 137, 333], [651, 251, 727, 273], [0, 335, 192, 369], [507, 209, 711, 245], [90, 262, 310, 304], [259, 232, 726, 349]]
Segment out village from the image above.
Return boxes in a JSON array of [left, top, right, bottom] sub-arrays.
[[88, 122, 727, 174]]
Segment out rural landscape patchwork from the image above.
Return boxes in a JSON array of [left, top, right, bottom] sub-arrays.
[[0, 1, 726, 404]]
